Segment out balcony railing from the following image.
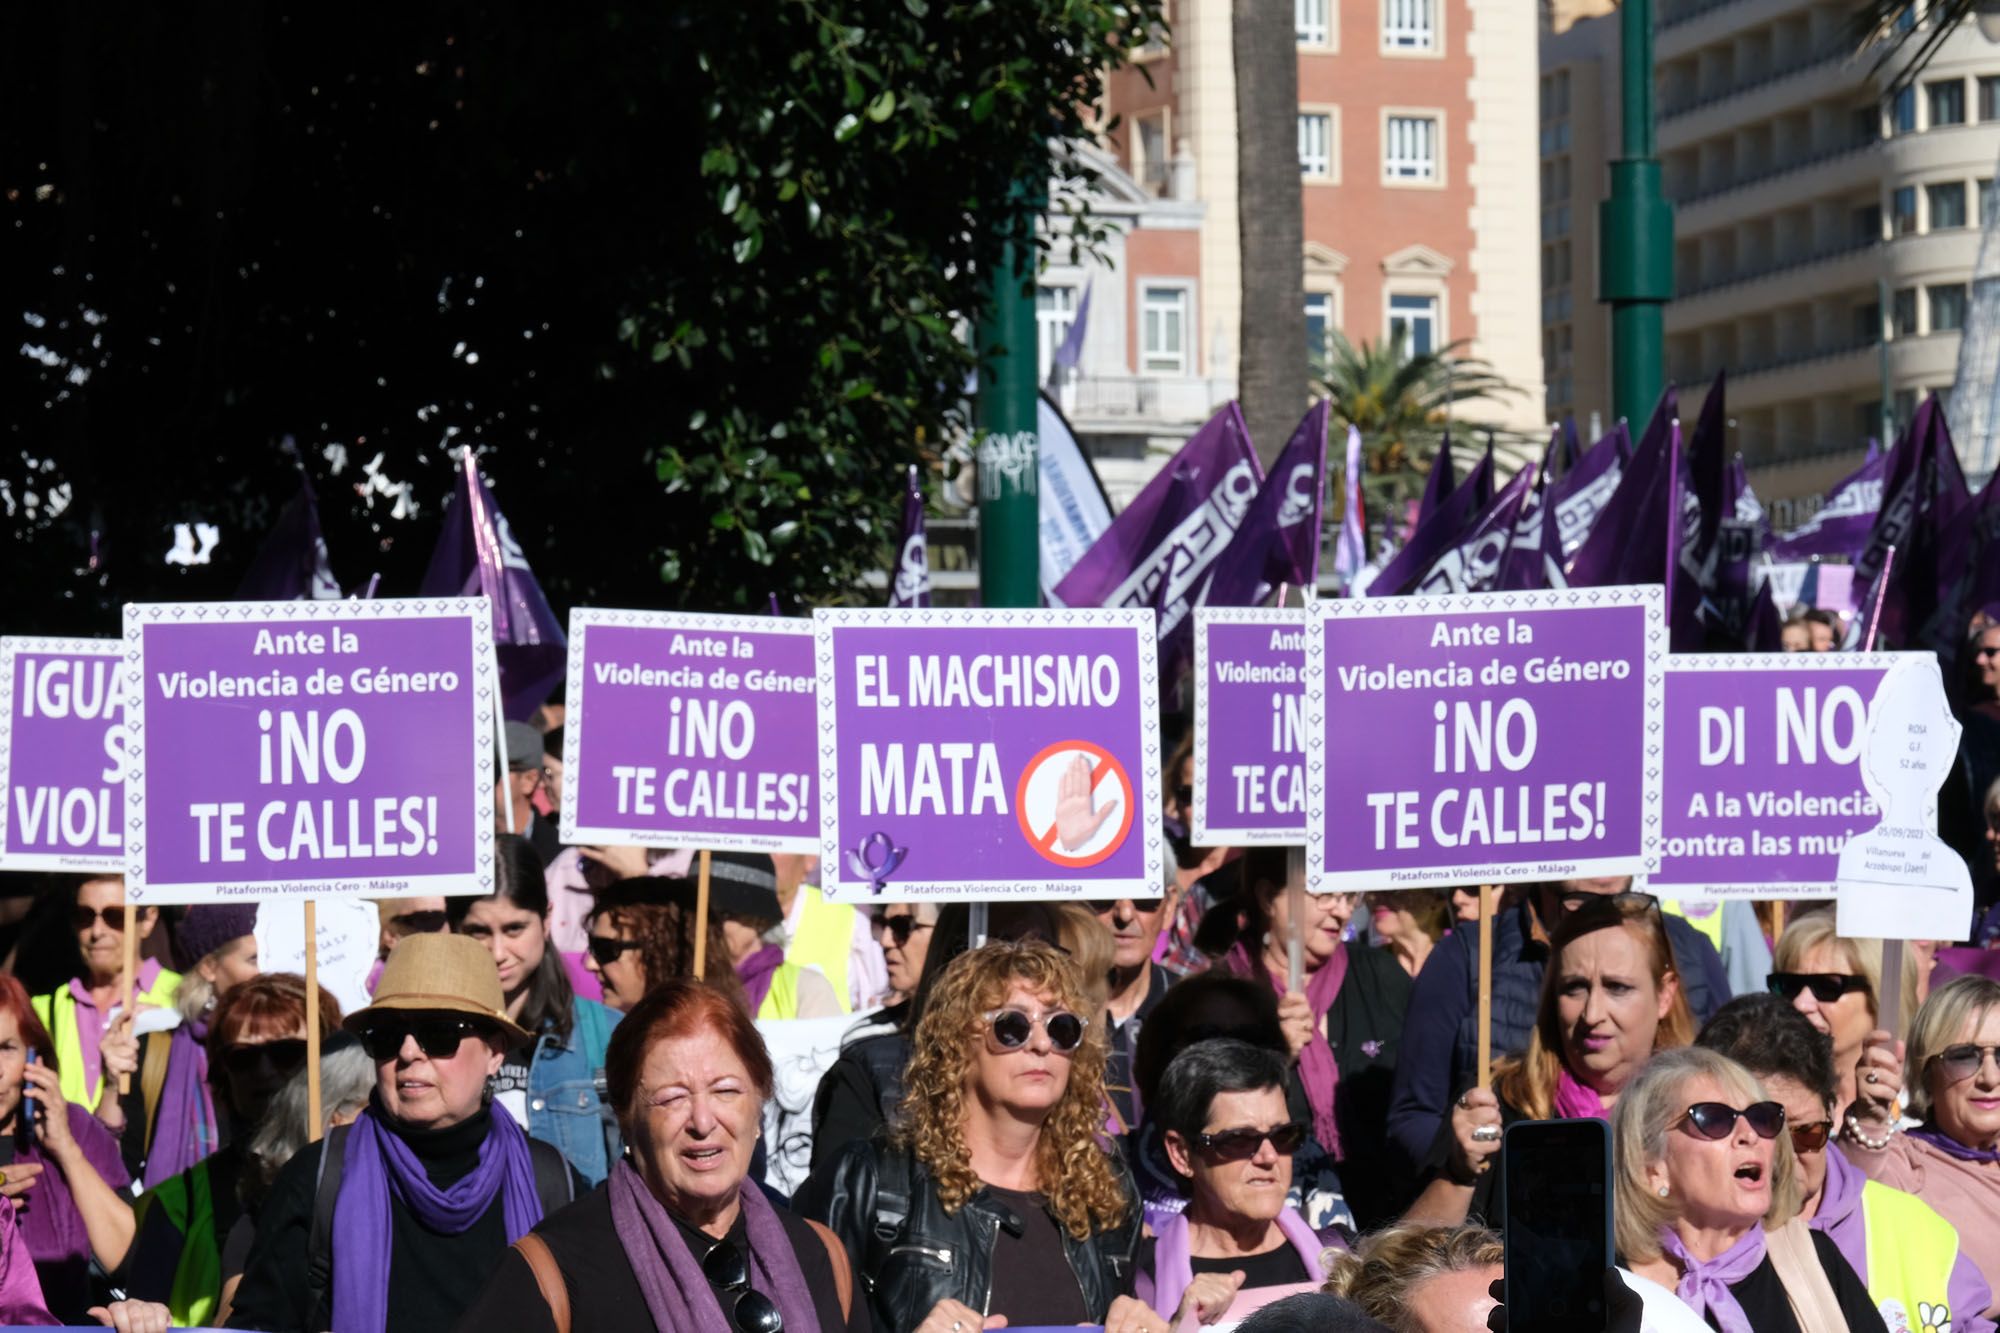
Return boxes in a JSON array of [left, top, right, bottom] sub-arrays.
[[1682, 336, 1875, 386], [1661, 41, 1850, 120], [1676, 237, 1879, 299], [1670, 135, 1875, 207], [1659, 0, 1742, 30]]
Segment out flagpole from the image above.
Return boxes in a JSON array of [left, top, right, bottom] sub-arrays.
[[1663, 419, 1683, 627], [1862, 545, 1896, 651]]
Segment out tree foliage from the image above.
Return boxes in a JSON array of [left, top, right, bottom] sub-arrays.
[[0, 2, 1162, 633]]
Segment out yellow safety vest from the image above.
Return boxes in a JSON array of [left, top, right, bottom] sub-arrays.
[[32, 968, 183, 1108], [1857, 1178, 1961, 1333], [755, 962, 802, 1022], [783, 886, 854, 1015], [1661, 900, 1726, 955]]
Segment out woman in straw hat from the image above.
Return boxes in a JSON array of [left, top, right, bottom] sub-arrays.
[[226, 933, 582, 1333]]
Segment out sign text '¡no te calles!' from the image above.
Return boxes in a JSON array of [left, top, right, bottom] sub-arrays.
[[1343, 617, 1631, 852]]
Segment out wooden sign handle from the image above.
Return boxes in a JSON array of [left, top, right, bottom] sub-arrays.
[[692, 850, 712, 977], [305, 900, 323, 1143], [117, 886, 137, 1096], [1476, 884, 1494, 1092]]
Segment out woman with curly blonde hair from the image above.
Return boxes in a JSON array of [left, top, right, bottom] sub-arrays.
[[807, 939, 1162, 1333]]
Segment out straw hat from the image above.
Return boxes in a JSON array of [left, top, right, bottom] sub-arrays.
[[342, 932, 532, 1047]]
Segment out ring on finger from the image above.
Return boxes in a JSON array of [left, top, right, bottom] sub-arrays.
[[1472, 1124, 1501, 1142]]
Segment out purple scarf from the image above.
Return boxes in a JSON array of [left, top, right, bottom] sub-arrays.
[[1659, 1225, 1765, 1333], [1908, 1122, 2000, 1163], [1137, 1206, 1333, 1320], [142, 1020, 215, 1189], [1223, 941, 1347, 1155], [1552, 1068, 1609, 1121], [737, 944, 787, 1015], [330, 1105, 544, 1333], [607, 1159, 822, 1333]]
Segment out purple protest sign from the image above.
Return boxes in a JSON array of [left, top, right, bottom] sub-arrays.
[[1192, 608, 1307, 845], [1653, 653, 1922, 897], [561, 609, 817, 852], [813, 609, 1164, 902], [0, 639, 127, 871], [122, 600, 498, 904], [1306, 587, 1665, 888]]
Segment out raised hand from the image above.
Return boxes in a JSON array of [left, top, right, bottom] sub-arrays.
[[1054, 753, 1119, 853]]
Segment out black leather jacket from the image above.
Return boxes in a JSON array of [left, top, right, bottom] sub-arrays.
[[807, 1136, 1143, 1333]]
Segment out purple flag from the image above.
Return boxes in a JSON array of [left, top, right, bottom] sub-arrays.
[[1202, 401, 1328, 607], [419, 452, 567, 721], [1333, 425, 1367, 591], [1052, 281, 1092, 373], [1930, 452, 2000, 681], [1054, 402, 1262, 674], [1469, 438, 1496, 512], [1367, 448, 1494, 598], [1686, 373, 1729, 566], [1743, 578, 1784, 650], [1409, 462, 1538, 594], [1415, 434, 1457, 529], [1770, 449, 1887, 561], [1496, 422, 1630, 591], [1567, 389, 1705, 647], [887, 464, 932, 609], [1851, 398, 1970, 650], [237, 470, 341, 602]]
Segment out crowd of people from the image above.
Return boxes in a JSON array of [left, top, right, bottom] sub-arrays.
[[0, 703, 1991, 1333]]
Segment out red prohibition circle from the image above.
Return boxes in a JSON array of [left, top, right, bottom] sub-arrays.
[[1013, 739, 1136, 869]]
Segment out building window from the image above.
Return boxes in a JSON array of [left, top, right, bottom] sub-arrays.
[[1141, 285, 1189, 374], [1982, 76, 2000, 121], [1851, 105, 1881, 145], [1854, 300, 1881, 344], [1296, 0, 1330, 45], [1135, 112, 1170, 195], [1388, 293, 1440, 357], [1892, 186, 1918, 236], [1385, 114, 1439, 182], [1299, 113, 1333, 178], [1929, 180, 1968, 229], [1891, 87, 1916, 136], [1305, 292, 1335, 372], [1852, 203, 1882, 243], [1892, 287, 1919, 338], [1383, 0, 1435, 50], [1928, 78, 1966, 127], [1931, 283, 1968, 332], [1036, 286, 1078, 383], [1983, 178, 1996, 225]]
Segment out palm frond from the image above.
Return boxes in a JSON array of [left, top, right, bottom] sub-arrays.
[[1850, 0, 1976, 97]]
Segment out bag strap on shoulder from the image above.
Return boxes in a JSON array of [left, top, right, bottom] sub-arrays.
[[304, 1124, 351, 1323], [139, 1030, 173, 1154], [805, 1219, 854, 1322], [513, 1232, 571, 1333], [528, 1139, 575, 1215]]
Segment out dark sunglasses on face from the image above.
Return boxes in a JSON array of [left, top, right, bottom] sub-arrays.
[[1766, 972, 1870, 1005], [388, 910, 449, 938], [880, 915, 933, 948], [1788, 1119, 1833, 1154], [982, 1007, 1086, 1053], [586, 935, 644, 968], [1677, 1100, 1785, 1141], [219, 1038, 310, 1080], [702, 1238, 784, 1333], [357, 1018, 483, 1063], [1196, 1121, 1309, 1162], [72, 905, 127, 933], [1557, 888, 1658, 913], [1932, 1042, 2000, 1083]]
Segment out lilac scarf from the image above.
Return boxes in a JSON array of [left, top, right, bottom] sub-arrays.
[[142, 1020, 215, 1189], [737, 944, 787, 1015], [330, 1105, 544, 1333], [607, 1159, 822, 1333], [1552, 1068, 1609, 1121], [1137, 1206, 1332, 1320], [1223, 941, 1347, 1155], [1659, 1225, 1764, 1333], [1908, 1122, 2000, 1163]]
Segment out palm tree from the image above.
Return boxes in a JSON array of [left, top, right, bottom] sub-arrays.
[[1233, 0, 1307, 468], [1851, 1, 1974, 92]]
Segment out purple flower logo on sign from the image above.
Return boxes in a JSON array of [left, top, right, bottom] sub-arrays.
[[846, 831, 908, 893]]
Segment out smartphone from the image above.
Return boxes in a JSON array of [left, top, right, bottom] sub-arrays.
[[18, 1050, 34, 1134], [1503, 1118, 1611, 1333]]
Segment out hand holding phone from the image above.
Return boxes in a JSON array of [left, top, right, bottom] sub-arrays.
[[20, 1050, 35, 1132], [1502, 1118, 1612, 1332]]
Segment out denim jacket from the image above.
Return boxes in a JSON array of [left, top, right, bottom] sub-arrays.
[[525, 997, 620, 1185]]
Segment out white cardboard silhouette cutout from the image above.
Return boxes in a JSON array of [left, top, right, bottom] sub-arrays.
[[1834, 656, 1972, 940]]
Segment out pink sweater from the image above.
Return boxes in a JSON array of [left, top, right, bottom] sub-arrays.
[[0, 1197, 53, 1326], [1848, 1130, 2000, 1321]]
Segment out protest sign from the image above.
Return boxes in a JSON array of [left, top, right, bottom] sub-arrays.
[[1653, 654, 1920, 898], [756, 1014, 852, 1197], [814, 608, 1164, 901], [253, 895, 379, 1016], [561, 609, 817, 853], [1306, 586, 1665, 889], [122, 599, 498, 904], [1193, 608, 1307, 845], [0, 638, 127, 871]]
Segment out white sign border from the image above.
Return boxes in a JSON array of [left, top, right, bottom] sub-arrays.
[[1305, 585, 1667, 890], [122, 598, 499, 905], [812, 606, 1165, 902], [561, 607, 819, 853], [0, 636, 127, 872], [1650, 650, 1926, 900], [1192, 606, 1309, 846]]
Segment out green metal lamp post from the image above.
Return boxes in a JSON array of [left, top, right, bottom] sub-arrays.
[[975, 223, 1043, 609], [1600, 0, 1675, 426]]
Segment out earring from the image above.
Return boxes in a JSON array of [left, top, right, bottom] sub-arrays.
[[1657, 1186, 1670, 1198]]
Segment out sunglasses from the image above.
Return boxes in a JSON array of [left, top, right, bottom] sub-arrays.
[[586, 936, 643, 968], [880, 916, 933, 948], [1932, 1042, 2000, 1084], [1788, 1119, 1833, 1154], [387, 910, 449, 938], [703, 1238, 783, 1333], [1557, 889, 1659, 913], [72, 905, 127, 933], [1677, 1101, 1785, 1141], [982, 1007, 1086, 1053], [1767, 972, 1870, 1005], [357, 1017, 484, 1063], [1195, 1121, 1309, 1162], [218, 1038, 310, 1080]]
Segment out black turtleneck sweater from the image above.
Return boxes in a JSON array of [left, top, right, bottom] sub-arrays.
[[227, 1106, 535, 1333]]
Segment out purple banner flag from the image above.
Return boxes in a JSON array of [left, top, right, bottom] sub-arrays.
[[1653, 655, 1919, 895], [813, 608, 1164, 901], [1053, 403, 1262, 670], [1687, 374, 1729, 565], [887, 465, 933, 609], [419, 453, 567, 721], [1744, 580, 1784, 652], [1852, 398, 1971, 650], [1192, 608, 1307, 843], [1567, 393, 1705, 648], [561, 610, 817, 852], [1497, 422, 1631, 591], [237, 472, 341, 602], [1334, 425, 1367, 591], [0, 639, 126, 870], [121, 599, 499, 904], [1201, 401, 1328, 608], [1416, 435, 1458, 529], [1052, 281, 1092, 373], [1305, 586, 1667, 888], [1411, 464, 1537, 595], [1369, 449, 1495, 598], [1769, 451, 1887, 561]]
